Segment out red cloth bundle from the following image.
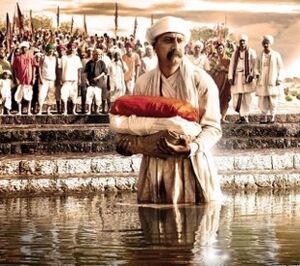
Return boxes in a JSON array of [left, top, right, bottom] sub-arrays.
[[110, 95, 198, 122]]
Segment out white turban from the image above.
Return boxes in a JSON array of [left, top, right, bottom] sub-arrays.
[[146, 16, 191, 45], [194, 40, 204, 50], [20, 41, 30, 48], [239, 34, 248, 43], [263, 35, 274, 45]]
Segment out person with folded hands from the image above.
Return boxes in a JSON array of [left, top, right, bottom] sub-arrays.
[[111, 16, 223, 204]]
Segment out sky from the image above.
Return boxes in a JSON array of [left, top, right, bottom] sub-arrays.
[[1, 0, 300, 77]]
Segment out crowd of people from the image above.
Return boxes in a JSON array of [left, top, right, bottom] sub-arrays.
[[0, 25, 284, 123]]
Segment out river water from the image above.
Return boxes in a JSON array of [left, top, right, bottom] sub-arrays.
[[0, 190, 300, 265]]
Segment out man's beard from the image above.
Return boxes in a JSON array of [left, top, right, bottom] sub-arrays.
[[166, 49, 183, 61]]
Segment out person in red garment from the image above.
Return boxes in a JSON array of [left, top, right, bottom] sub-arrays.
[[117, 16, 223, 204], [13, 41, 37, 115]]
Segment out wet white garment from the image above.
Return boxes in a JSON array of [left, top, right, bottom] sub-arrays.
[[133, 56, 223, 203], [109, 114, 202, 137]]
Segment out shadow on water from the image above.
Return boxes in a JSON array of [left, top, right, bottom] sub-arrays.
[[0, 190, 300, 265]]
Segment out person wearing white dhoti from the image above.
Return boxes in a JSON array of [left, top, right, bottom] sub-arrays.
[[0, 70, 13, 115], [38, 44, 57, 115], [61, 43, 82, 115], [228, 34, 257, 124], [255, 35, 284, 124], [116, 16, 223, 204], [108, 52, 128, 103]]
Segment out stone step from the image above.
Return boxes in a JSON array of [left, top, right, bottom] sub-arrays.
[[0, 114, 109, 125], [0, 149, 300, 195], [0, 113, 299, 125], [0, 122, 299, 154]]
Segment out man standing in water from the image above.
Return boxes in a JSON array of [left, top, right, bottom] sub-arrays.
[[116, 16, 223, 204]]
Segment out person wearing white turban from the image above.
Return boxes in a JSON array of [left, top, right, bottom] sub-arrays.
[[228, 34, 257, 124], [255, 35, 284, 123], [146, 16, 191, 46], [188, 40, 211, 72], [115, 16, 223, 204]]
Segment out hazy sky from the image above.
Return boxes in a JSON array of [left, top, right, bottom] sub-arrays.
[[2, 0, 300, 77]]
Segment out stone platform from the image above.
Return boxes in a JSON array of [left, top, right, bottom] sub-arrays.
[[0, 149, 300, 196], [0, 114, 300, 155], [0, 113, 299, 195]]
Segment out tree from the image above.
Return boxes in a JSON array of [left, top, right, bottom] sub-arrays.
[[191, 26, 234, 41], [26, 15, 53, 30], [59, 22, 72, 33]]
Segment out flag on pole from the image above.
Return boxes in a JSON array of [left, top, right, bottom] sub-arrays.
[[70, 16, 74, 34], [83, 14, 88, 35], [6, 13, 12, 53], [16, 2, 24, 33], [133, 17, 138, 39], [29, 9, 34, 35], [57, 6, 60, 29], [12, 10, 17, 34], [114, 2, 118, 35]]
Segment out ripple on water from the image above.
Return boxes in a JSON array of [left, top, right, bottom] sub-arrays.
[[0, 191, 300, 265]]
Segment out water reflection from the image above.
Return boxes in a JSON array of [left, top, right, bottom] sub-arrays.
[[0, 191, 300, 265], [138, 203, 224, 265]]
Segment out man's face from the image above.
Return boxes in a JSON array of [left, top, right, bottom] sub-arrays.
[[92, 51, 100, 61], [47, 48, 54, 56], [21, 46, 28, 54], [0, 49, 5, 59], [194, 45, 201, 55], [145, 47, 153, 57], [217, 45, 224, 55], [239, 39, 247, 50], [262, 40, 270, 50], [154, 32, 184, 66]]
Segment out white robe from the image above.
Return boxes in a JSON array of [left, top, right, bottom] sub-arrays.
[[133, 56, 222, 203], [228, 48, 257, 94], [108, 60, 127, 102], [255, 49, 284, 96]]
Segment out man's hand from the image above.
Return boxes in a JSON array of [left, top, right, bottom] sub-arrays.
[[116, 137, 134, 156], [157, 136, 190, 158]]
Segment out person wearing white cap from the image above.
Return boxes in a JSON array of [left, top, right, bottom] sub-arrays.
[[140, 45, 158, 76], [13, 41, 36, 115], [0, 70, 13, 115], [188, 40, 210, 72], [255, 35, 284, 124], [228, 34, 257, 124], [116, 16, 223, 204]]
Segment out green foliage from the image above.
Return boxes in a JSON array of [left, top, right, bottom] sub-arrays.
[[30, 15, 53, 30], [0, 17, 6, 32], [190, 26, 234, 42], [285, 95, 293, 101], [59, 22, 72, 33]]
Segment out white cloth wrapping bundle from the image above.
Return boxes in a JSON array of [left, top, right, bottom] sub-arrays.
[[109, 113, 202, 137]]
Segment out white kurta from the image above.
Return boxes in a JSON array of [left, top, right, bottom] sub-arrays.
[[255, 50, 284, 114], [133, 57, 222, 203], [108, 60, 127, 102], [228, 48, 257, 94], [188, 54, 211, 72]]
